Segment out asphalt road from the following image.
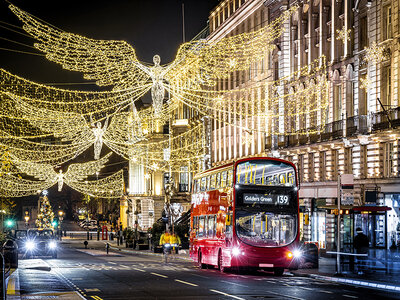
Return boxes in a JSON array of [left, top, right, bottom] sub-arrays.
[[15, 240, 400, 300]]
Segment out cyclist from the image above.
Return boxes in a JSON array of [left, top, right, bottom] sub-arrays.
[[159, 230, 172, 262]]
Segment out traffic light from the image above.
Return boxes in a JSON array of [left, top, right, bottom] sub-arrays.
[[5, 219, 14, 227]]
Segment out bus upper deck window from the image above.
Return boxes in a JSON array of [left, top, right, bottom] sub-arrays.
[[216, 172, 221, 189], [210, 174, 216, 190], [206, 175, 211, 191], [200, 177, 206, 191], [228, 169, 233, 186], [221, 171, 227, 188]]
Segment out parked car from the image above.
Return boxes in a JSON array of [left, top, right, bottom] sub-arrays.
[[24, 229, 58, 258], [14, 229, 27, 252]]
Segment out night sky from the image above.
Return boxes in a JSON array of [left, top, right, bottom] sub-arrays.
[[0, 0, 220, 89]]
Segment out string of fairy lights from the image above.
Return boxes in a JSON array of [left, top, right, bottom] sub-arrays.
[[0, 2, 387, 198]]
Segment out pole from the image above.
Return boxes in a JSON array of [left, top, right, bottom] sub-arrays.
[[0, 252, 5, 300], [182, 3, 185, 43], [337, 174, 341, 274]]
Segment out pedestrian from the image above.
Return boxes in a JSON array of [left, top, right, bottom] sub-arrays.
[[106, 242, 110, 255], [354, 227, 369, 275], [170, 232, 181, 256]]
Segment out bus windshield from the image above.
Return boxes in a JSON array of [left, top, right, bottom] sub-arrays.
[[236, 160, 295, 187], [235, 210, 297, 247]]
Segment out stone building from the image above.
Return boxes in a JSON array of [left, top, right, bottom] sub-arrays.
[[208, 0, 400, 251]]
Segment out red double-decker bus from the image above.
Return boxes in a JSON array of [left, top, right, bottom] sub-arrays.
[[189, 157, 301, 275]]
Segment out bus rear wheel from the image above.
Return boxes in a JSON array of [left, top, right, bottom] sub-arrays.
[[198, 250, 206, 269], [218, 251, 226, 273], [273, 267, 284, 276]]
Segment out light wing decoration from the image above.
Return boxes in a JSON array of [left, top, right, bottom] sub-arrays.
[[64, 152, 112, 182], [67, 169, 124, 199], [0, 173, 54, 197], [9, 4, 150, 90]]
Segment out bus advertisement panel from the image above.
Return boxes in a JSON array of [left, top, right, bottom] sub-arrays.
[[189, 157, 301, 275]]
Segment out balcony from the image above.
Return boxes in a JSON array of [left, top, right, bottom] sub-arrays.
[[346, 115, 368, 137], [372, 111, 391, 131], [321, 120, 344, 141]]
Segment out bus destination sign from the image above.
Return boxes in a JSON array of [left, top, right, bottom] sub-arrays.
[[243, 193, 289, 205]]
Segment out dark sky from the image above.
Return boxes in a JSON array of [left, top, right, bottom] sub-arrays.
[[0, 0, 219, 88]]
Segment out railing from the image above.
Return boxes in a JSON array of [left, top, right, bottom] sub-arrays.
[[178, 184, 189, 192], [346, 115, 368, 137]]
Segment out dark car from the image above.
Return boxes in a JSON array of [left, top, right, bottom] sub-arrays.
[[24, 229, 58, 258], [14, 229, 28, 253]]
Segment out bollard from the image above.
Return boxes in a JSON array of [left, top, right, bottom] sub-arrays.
[[87, 231, 89, 240], [84, 241, 88, 249], [106, 243, 110, 255], [0, 252, 5, 300], [90, 233, 92, 240]]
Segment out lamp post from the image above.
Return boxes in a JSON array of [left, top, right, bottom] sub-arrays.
[[58, 210, 64, 240]]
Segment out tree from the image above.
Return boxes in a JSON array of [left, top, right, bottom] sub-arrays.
[[36, 195, 55, 229]]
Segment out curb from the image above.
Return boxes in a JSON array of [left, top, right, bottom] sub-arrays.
[[293, 270, 400, 292]]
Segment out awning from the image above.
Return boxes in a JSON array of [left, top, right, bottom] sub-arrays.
[[352, 206, 391, 212], [319, 205, 391, 212]]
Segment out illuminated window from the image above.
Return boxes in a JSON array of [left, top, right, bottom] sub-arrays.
[[383, 6, 392, 40], [210, 173, 216, 190], [384, 142, 394, 178], [221, 171, 227, 188], [216, 172, 221, 189], [381, 65, 392, 107]]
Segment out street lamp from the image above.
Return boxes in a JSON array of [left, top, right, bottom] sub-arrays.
[[58, 210, 64, 239], [24, 212, 30, 228]]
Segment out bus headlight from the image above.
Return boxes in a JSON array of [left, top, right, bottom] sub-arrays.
[[293, 249, 302, 258], [287, 251, 293, 259], [232, 247, 240, 256], [26, 240, 35, 251], [49, 241, 57, 249]]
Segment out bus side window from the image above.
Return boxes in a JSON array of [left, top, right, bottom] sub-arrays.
[[196, 180, 200, 193], [198, 216, 204, 238], [208, 215, 214, 238], [225, 213, 233, 246], [216, 172, 221, 189], [228, 169, 233, 186], [221, 171, 227, 188]]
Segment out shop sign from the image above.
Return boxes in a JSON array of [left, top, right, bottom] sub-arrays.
[[341, 192, 354, 206]]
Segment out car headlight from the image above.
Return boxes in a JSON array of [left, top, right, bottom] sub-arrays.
[[48, 241, 57, 249], [232, 247, 240, 256], [26, 240, 35, 251], [293, 249, 302, 258]]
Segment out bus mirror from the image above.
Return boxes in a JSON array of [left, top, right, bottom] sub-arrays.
[[226, 215, 232, 225]]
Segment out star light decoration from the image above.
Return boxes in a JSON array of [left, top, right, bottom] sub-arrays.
[[336, 26, 352, 43], [360, 76, 371, 90], [364, 41, 386, 64]]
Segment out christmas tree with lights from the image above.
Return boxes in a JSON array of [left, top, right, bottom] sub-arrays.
[[36, 193, 55, 229]]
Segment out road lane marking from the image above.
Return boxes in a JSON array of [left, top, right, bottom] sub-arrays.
[[343, 295, 358, 299], [220, 280, 247, 287], [210, 289, 246, 300], [298, 286, 313, 290], [133, 268, 146, 272], [119, 265, 130, 268], [175, 279, 198, 287], [91, 296, 103, 300], [151, 272, 168, 278], [108, 262, 116, 264], [190, 273, 210, 279], [320, 290, 333, 294]]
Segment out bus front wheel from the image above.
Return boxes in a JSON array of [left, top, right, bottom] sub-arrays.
[[198, 250, 206, 269], [273, 267, 284, 276]]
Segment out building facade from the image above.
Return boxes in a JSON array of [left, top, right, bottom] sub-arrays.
[[208, 0, 400, 251]]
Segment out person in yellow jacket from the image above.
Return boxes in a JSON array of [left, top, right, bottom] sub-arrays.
[[159, 230, 172, 262], [170, 233, 181, 255]]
